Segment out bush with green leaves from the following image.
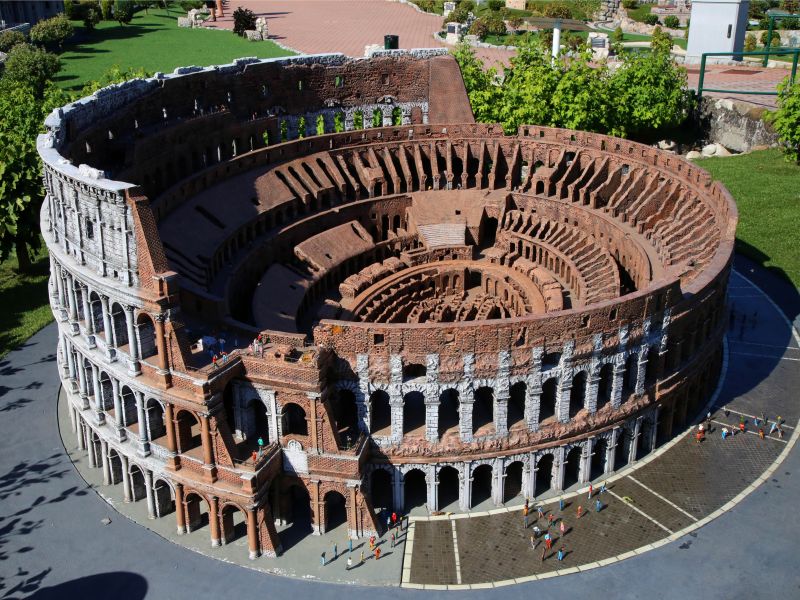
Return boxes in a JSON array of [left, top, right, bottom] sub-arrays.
[[663, 15, 680, 28], [84, 7, 101, 30], [650, 26, 672, 53], [760, 30, 781, 47], [233, 7, 257, 36], [543, 3, 574, 19], [444, 6, 469, 25], [29, 14, 74, 49], [769, 79, 800, 163], [469, 18, 490, 39], [100, 0, 113, 20], [644, 14, 659, 25], [115, 0, 134, 24], [180, 0, 206, 11], [1, 44, 61, 98], [612, 26, 624, 44], [622, 0, 638, 8], [0, 30, 26, 53], [744, 32, 757, 52], [487, 0, 504, 10]]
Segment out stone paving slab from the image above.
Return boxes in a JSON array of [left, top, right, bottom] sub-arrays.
[[407, 520, 457, 585], [608, 477, 695, 533]]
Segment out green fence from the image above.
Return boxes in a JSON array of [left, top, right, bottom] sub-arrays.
[[696, 49, 799, 100], [763, 13, 800, 67]]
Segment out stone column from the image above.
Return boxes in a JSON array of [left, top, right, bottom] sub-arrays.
[[247, 508, 259, 559], [630, 418, 642, 463], [175, 483, 186, 534], [425, 354, 440, 443], [125, 305, 139, 374], [76, 417, 86, 450], [526, 348, 543, 431], [100, 295, 112, 346], [465, 466, 474, 510], [53, 262, 65, 309], [459, 354, 475, 442], [611, 359, 625, 409], [66, 276, 78, 322], [100, 440, 110, 485], [201, 415, 214, 466], [429, 466, 439, 512], [154, 314, 169, 374], [458, 467, 470, 511], [144, 469, 156, 519], [389, 355, 404, 443], [135, 391, 149, 456], [608, 428, 619, 470], [523, 459, 535, 500], [495, 351, 510, 436], [111, 377, 125, 440], [77, 358, 89, 410], [356, 354, 371, 434], [82, 287, 94, 334], [165, 403, 177, 454], [579, 442, 591, 484], [121, 454, 132, 502], [87, 429, 98, 468], [209, 496, 221, 547], [554, 447, 566, 491], [91, 364, 104, 424], [635, 346, 648, 397], [491, 461, 502, 506]]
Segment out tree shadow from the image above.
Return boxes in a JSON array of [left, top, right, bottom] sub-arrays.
[[22, 571, 147, 600]]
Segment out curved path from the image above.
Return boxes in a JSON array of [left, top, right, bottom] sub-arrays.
[[1, 256, 799, 599]]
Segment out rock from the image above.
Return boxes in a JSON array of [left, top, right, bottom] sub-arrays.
[[101, 517, 111, 525], [686, 151, 702, 160], [701, 144, 718, 157], [657, 140, 676, 151], [714, 144, 732, 157]]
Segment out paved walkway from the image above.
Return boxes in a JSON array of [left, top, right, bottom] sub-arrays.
[[0, 257, 799, 599]]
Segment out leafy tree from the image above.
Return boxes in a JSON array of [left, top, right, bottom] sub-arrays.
[[760, 30, 781, 46], [744, 32, 757, 52], [487, 0, 504, 10], [84, 7, 101, 30], [445, 6, 470, 25], [644, 13, 659, 25], [1, 44, 61, 99], [460, 1, 476, 12], [484, 15, 507, 35], [663, 15, 680, 28], [29, 14, 74, 49], [768, 78, 800, 163], [64, 0, 77, 19], [232, 6, 256, 36], [565, 32, 584, 51], [469, 18, 490, 40], [115, 0, 134, 24], [0, 30, 26, 53], [622, 0, 638, 8], [781, 0, 799, 14], [650, 26, 673, 54], [543, 3, 574, 19], [612, 26, 624, 44], [551, 49, 609, 131], [451, 42, 502, 124], [101, 0, 113, 20], [0, 81, 69, 272], [508, 16, 524, 30]]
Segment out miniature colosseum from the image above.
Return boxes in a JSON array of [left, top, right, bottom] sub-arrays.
[[40, 50, 736, 559]]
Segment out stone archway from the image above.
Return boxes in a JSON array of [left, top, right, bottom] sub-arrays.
[[471, 464, 493, 508], [438, 466, 460, 511], [535, 454, 554, 496], [563, 446, 582, 489], [323, 490, 348, 533], [403, 469, 427, 512], [504, 461, 524, 503]]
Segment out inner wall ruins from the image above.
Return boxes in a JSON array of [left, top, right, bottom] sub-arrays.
[[39, 50, 736, 559]]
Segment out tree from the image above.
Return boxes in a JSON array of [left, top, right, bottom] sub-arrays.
[[550, 49, 610, 132], [644, 13, 659, 25], [663, 15, 680, 28], [451, 42, 503, 124], [622, 0, 638, 8], [781, 0, 799, 14], [744, 32, 757, 52], [488, 0, 504, 10], [768, 78, 800, 163], [232, 7, 256, 36], [84, 7, 101, 31], [509, 16, 524, 30], [0, 30, 26, 53], [115, 0, 134, 24], [543, 3, 574, 19], [484, 15, 507, 36], [101, 0, 113, 20], [469, 18, 490, 40], [760, 30, 781, 47], [612, 26, 624, 44], [29, 14, 74, 49], [0, 81, 69, 272], [650, 26, 673, 54], [1, 44, 61, 99]]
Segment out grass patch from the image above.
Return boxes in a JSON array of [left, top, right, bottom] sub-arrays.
[[55, 7, 293, 91], [696, 149, 800, 288], [0, 244, 54, 359], [626, 4, 654, 23]]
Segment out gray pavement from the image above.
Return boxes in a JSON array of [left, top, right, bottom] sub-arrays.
[[1, 256, 799, 599]]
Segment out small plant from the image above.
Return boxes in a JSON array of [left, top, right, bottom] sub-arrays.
[[488, 0, 504, 11], [612, 26, 624, 44], [543, 3, 574, 19], [760, 30, 781, 47], [29, 14, 74, 49], [114, 0, 134, 25], [644, 14, 659, 26], [768, 78, 800, 163], [0, 30, 26, 53], [179, 0, 206, 11], [84, 7, 101, 30], [100, 0, 113, 20], [744, 32, 757, 52], [64, 0, 76, 19], [622, 0, 639, 9], [663, 15, 680, 28], [232, 7, 256, 37]]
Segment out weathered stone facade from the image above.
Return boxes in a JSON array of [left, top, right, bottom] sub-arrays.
[[41, 51, 735, 561]]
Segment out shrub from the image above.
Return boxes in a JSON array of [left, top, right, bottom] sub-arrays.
[[115, 0, 134, 24], [100, 0, 113, 20], [85, 7, 101, 30], [663, 15, 680, 28], [233, 7, 256, 36], [29, 14, 74, 49], [622, 0, 638, 8], [484, 15, 507, 35], [445, 6, 470, 24], [769, 78, 800, 163], [469, 18, 489, 40], [644, 14, 659, 25], [64, 0, 77, 19], [460, 0, 476, 11], [509, 16, 524, 30], [612, 26, 624, 44], [650, 26, 672, 54], [1, 44, 61, 98], [179, 0, 205, 11], [544, 3, 574, 19], [744, 32, 757, 52], [565, 32, 584, 51], [760, 30, 781, 47], [0, 30, 26, 53], [488, 0, 505, 11]]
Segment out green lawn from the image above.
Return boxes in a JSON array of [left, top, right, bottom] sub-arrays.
[[626, 4, 654, 23], [55, 7, 293, 91], [0, 244, 54, 359], [696, 149, 800, 288]]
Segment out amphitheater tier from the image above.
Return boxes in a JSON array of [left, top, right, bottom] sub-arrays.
[[39, 52, 736, 558]]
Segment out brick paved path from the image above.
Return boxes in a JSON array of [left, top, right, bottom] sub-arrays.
[[404, 269, 800, 588]]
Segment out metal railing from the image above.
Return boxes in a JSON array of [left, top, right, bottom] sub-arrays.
[[696, 50, 799, 100], [763, 13, 800, 67]]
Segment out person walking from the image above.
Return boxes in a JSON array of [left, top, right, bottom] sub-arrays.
[[537, 505, 544, 520], [560, 520, 566, 536], [360, 550, 365, 564], [722, 427, 729, 440], [544, 532, 552, 550], [391, 532, 396, 548], [320, 552, 326, 566], [333, 542, 338, 560], [349, 538, 353, 554], [391, 511, 398, 529], [541, 546, 547, 562], [759, 427, 765, 440], [369, 536, 376, 551], [548, 512, 554, 528], [588, 483, 593, 500], [595, 499, 602, 512], [600, 482, 607, 495], [347, 555, 352, 570], [577, 505, 583, 519], [530, 535, 537, 550], [523, 504, 529, 529], [559, 499, 565, 511], [375, 547, 381, 561], [557, 546, 565, 561]]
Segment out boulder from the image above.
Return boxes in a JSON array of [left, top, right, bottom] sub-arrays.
[[701, 143, 718, 157], [657, 139, 676, 151], [686, 150, 702, 160]]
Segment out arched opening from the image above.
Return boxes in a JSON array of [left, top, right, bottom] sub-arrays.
[[220, 504, 248, 545], [370, 390, 391, 435], [184, 492, 209, 532], [636, 421, 652, 458], [99, 371, 114, 411], [645, 347, 660, 386], [391, 106, 403, 126], [623, 355, 638, 396], [590, 439, 607, 480], [333, 388, 359, 445], [250, 398, 271, 444], [89, 292, 104, 336], [614, 429, 631, 470], [403, 391, 426, 437], [657, 406, 673, 447], [539, 378, 557, 423], [281, 403, 308, 437], [120, 386, 137, 428], [175, 411, 202, 454], [107, 448, 122, 484], [323, 491, 348, 533], [136, 313, 157, 359], [372, 108, 383, 127], [371, 468, 394, 513], [438, 388, 460, 438], [145, 399, 165, 441], [535, 454, 554, 496], [437, 466, 460, 511], [403, 469, 427, 512], [504, 461, 523, 503], [508, 382, 526, 430], [471, 464, 493, 508], [480, 216, 498, 248], [274, 481, 312, 551], [129, 464, 146, 501], [110, 303, 128, 348], [403, 363, 426, 381], [472, 387, 494, 436], [597, 363, 613, 410], [542, 351, 561, 368], [153, 479, 174, 517], [569, 371, 587, 418], [563, 446, 582, 489]]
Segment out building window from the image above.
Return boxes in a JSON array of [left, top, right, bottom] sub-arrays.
[[85, 218, 94, 239]]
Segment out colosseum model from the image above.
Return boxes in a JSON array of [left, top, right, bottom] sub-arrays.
[[40, 50, 736, 560]]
